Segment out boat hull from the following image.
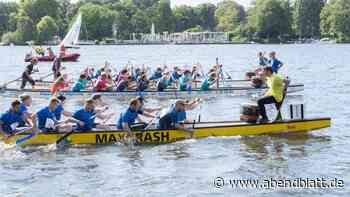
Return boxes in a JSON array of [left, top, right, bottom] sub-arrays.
[[25, 53, 80, 62], [0, 84, 304, 99], [2, 118, 331, 145]]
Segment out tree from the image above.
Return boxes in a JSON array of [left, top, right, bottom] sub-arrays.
[[195, 3, 216, 31], [215, 0, 245, 32], [247, 0, 292, 41], [294, 0, 325, 38], [320, 0, 350, 42], [18, 0, 59, 24], [173, 5, 198, 32], [0, 2, 18, 37], [156, 0, 175, 33], [36, 16, 58, 43], [79, 3, 117, 40]]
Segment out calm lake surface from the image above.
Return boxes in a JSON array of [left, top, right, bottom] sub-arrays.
[[0, 44, 349, 197]]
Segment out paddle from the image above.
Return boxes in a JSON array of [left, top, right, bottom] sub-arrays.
[[0, 76, 22, 90], [56, 107, 110, 148]]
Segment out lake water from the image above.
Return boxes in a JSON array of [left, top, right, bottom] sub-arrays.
[[0, 44, 349, 197]]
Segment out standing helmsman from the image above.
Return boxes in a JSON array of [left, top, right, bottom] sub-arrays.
[[257, 66, 285, 123], [52, 53, 63, 80], [21, 58, 38, 90]]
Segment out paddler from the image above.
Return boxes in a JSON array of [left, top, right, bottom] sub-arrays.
[[201, 72, 218, 91], [54, 95, 72, 121], [36, 97, 72, 132], [149, 66, 163, 81], [156, 72, 171, 91], [72, 74, 89, 92], [258, 52, 268, 67], [136, 73, 149, 92], [157, 100, 191, 130], [116, 76, 137, 92], [269, 51, 283, 73], [70, 99, 110, 131], [117, 98, 156, 133], [50, 75, 67, 95], [20, 58, 38, 90], [19, 94, 36, 128], [257, 66, 285, 123], [95, 72, 113, 92], [179, 70, 193, 91], [0, 100, 27, 139], [136, 96, 161, 114]]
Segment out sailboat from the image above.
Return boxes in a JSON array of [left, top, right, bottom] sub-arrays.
[[25, 14, 82, 62]]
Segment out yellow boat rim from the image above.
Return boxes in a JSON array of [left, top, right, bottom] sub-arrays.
[[2, 118, 331, 146]]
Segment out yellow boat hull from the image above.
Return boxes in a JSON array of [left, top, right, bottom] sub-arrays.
[[3, 118, 331, 146]]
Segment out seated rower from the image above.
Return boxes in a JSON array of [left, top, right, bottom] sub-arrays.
[[157, 72, 171, 92], [257, 66, 285, 123], [179, 70, 193, 91], [70, 99, 110, 131], [149, 66, 163, 81], [157, 100, 191, 130], [54, 95, 72, 121], [19, 94, 36, 128], [72, 74, 89, 92], [257, 52, 268, 67], [36, 97, 72, 132], [20, 58, 38, 90], [171, 66, 182, 82], [136, 74, 149, 92], [201, 73, 218, 91], [95, 72, 113, 92], [116, 69, 129, 84], [269, 51, 284, 74], [116, 76, 137, 92], [51, 75, 67, 95], [117, 98, 156, 134], [0, 100, 29, 139], [136, 96, 161, 114]]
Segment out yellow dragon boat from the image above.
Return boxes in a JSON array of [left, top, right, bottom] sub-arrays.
[[2, 118, 331, 146]]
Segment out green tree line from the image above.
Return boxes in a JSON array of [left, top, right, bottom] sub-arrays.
[[0, 0, 349, 44]]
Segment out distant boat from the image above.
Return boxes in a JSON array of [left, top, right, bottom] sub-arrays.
[[25, 14, 82, 62], [60, 13, 82, 48]]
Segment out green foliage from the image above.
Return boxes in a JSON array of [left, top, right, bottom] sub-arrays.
[[247, 0, 292, 42], [156, 0, 175, 33], [36, 16, 58, 43], [321, 0, 350, 42], [0, 2, 18, 37], [215, 0, 245, 32], [294, 0, 324, 38], [79, 3, 117, 40]]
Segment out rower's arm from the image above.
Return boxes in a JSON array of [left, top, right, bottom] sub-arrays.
[[143, 107, 161, 113], [66, 117, 84, 126], [141, 112, 155, 119], [62, 110, 72, 117], [122, 122, 132, 135]]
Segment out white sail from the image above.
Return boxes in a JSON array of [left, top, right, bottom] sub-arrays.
[[60, 13, 82, 46]]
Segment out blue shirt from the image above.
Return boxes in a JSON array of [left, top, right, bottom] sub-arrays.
[[0, 109, 23, 134], [117, 108, 143, 129], [18, 103, 28, 126], [171, 72, 181, 81], [270, 58, 283, 73], [149, 71, 162, 80], [54, 104, 64, 121], [73, 109, 96, 131], [36, 107, 56, 130], [201, 79, 210, 91], [157, 107, 186, 129], [72, 79, 88, 92]]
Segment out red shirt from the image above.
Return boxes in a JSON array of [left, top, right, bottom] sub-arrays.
[[96, 78, 108, 92]]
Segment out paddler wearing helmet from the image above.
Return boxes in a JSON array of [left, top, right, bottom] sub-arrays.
[[20, 58, 38, 90]]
